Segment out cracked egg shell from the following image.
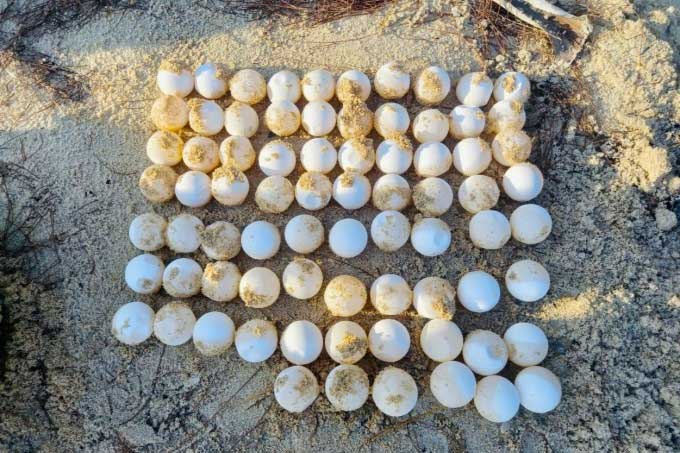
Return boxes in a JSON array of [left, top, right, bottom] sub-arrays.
[[125, 253, 164, 294], [111, 301, 155, 346]]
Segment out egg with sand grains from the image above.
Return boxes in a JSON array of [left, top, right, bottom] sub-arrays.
[[325, 321, 368, 364], [324, 275, 367, 317], [295, 172, 332, 211], [239, 267, 280, 308], [139, 164, 177, 202], [200, 221, 240, 261], [187, 99, 224, 136], [458, 175, 500, 214], [235, 319, 278, 363], [368, 319, 410, 362], [193, 312, 235, 356], [372, 174, 411, 211], [274, 366, 319, 413], [371, 210, 410, 252], [493, 71, 531, 103], [153, 302, 196, 346], [374, 102, 410, 137], [283, 258, 323, 300], [182, 136, 220, 172], [413, 142, 452, 177], [332, 173, 371, 210], [265, 100, 301, 137], [166, 214, 203, 253], [129, 213, 166, 252], [376, 136, 413, 175], [150, 95, 189, 131], [267, 69, 301, 102], [336, 69, 371, 102], [469, 210, 511, 250], [414, 65, 451, 105], [338, 138, 375, 175], [111, 302, 155, 346], [201, 261, 241, 302], [374, 62, 410, 99], [258, 140, 296, 177], [224, 101, 259, 137], [125, 254, 163, 294], [412, 109, 449, 143], [370, 274, 412, 315], [413, 177, 453, 217], [211, 166, 249, 206], [453, 137, 492, 176], [505, 259, 550, 302], [413, 276, 456, 320], [146, 130, 183, 166], [487, 100, 526, 133], [456, 72, 493, 107], [162, 258, 202, 298], [325, 365, 370, 411], [156, 60, 193, 97], [301, 69, 335, 101], [449, 105, 486, 139], [284, 215, 324, 254], [255, 175, 294, 213], [229, 68, 266, 104], [194, 62, 227, 99], [510, 204, 552, 244], [372, 367, 418, 417], [219, 135, 256, 171]]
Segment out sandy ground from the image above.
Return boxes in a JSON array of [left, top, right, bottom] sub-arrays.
[[1, 0, 679, 451]]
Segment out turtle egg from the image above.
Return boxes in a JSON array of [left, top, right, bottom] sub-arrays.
[[267, 69, 301, 102], [280, 320, 323, 365], [505, 259, 550, 302], [296, 172, 332, 210], [194, 62, 227, 99], [229, 68, 266, 104], [458, 175, 500, 214], [372, 174, 411, 211], [125, 254, 164, 294], [301, 100, 336, 136], [300, 138, 337, 174], [166, 214, 203, 253], [414, 65, 451, 105], [370, 274, 412, 315], [463, 330, 508, 376], [456, 72, 493, 107], [372, 367, 418, 416], [412, 109, 449, 143], [492, 129, 532, 166], [332, 172, 371, 210], [219, 135, 256, 171], [255, 175, 294, 213], [514, 366, 561, 413], [338, 138, 375, 174], [265, 100, 301, 136], [493, 72, 531, 103], [200, 221, 241, 260], [421, 320, 464, 362], [175, 170, 212, 207], [337, 100, 373, 139], [325, 364, 370, 411], [413, 142, 452, 177], [503, 163, 544, 201], [283, 257, 323, 300], [374, 61, 410, 99], [504, 322, 549, 367], [374, 103, 410, 137], [235, 319, 278, 363], [413, 277, 456, 320], [162, 258, 202, 298], [430, 361, 476, 408], [452, 137, 492, 176], [157, 61, 193, 97], [284, 215, 324, 254], [325, 320, 368, 364], [510, 204, 552, 244], [449, 105, 486, 139], [153, 302, 196, 346], [487, 100, 526, 133], [129, 212, 166, 252], [328, 218, 368, 258], [376, 136, 413, 174], [336, 69, 371, 102], [139, 164, 177, 203], [112, 301, 155, 346], [241, 220, 280, 260], [239, 267, 280, 308], [474, 375, 520, 423], [211, 165, 249, 206], [193, 312, 235, 356], [182, 136, 220, 172], [258, 140, 296, 177], [413, 177, 453, 217], [187, 99, 224, 136], [369, 319, 410, 362], [324, 275, 367, 317], [151, 95, 189, 131], [274, 366, 319, 412], [301, 69, 335, 102], [146, 131, 183, 166], [457, 271, 501, 313], [201, 261, 241, 302], [371, 210, 410, 252], [469, 210, 511, 250], [410, 217, 451, 257], [224, 101, 259, 137]]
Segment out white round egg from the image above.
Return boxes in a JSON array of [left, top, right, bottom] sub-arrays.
[[372, 367, 418, 416], [413, 177, 453, 217], [284, 215, 324, 254], [369, 319, 410, 362], [487, 100, 526, 133], [301, 100, 336, 136], [504, 322, 549, 367], [414, 66, 451, 105], [153, 302, 196, 346], [430, 361, 476, 408], [469, 210, 511, 250], [413, 142, 452, 177], [337, 100, 373, 139], [372, 174, 411, 211], [505, 259, 550, 302], [182, 136, 220, 172], [157, 61, 193, 97], [336, 69, 371, 102], [239, 267, 280, 308], [275, 366, 319, 413], [194, 62, 227, 99], [295, 172, 332, 210], [267, 69, 301, 102], [211, 166, 249, 206], [162, 258, 202, 298], [280, 320, 323, 365], [193, 312, 235, 356], [374, 103, 410, 137], [255, 175, 294, 213], [125, 254, 164, 294], [224, 101, 259, 137], [229, 68, 266, 104], [503, 163, 544, 201], [370, 210, 410, 252], [151, 95, 189, 132], [325, 364, 370, 411], [265, 100, 300, 137], [200, 221, 240, 260], [324, 275, 367, 317], [458, 175, 500, 214], [129, 212, 166, 252], [474, 375, 520, 423], [175, 170, 212, 207], [111, 301, 155, 345], [493, 72, 531, 103], [235, 319, 278, 363], [463, 330, 508, 376], [449, 105, 486, 139], [201, 261, 241, 302], [413, 276, 456, 320], [166, 214, 203, 253], [338, 138, 375, 174], [510, 204, 552, 244], [370, 274, 411, 315], [332, 173, 371, 210], [328, 218, 367, 258], [420, 319, 464, 362], [452, 137, 492, 176], [300, 138, 337, 174], [146, 130, 183, 166], [410, 217, 451, 257], [219, 135, 256, 171], [456, 72, 493, 107], [188, 99, 224, 136], [376, 136, 413, 174], [258, 140, 296, 177], [374, 62, 410, 99], [283, 258, 323, 300], [457, 271, 500, 313], [514, 366, 561, 413], [492, 129, 532, 166], [241, 221, 280, 260], [301, 69, 335, 102], [412, 109, 449, 143], [325, 321, 368, 364], [139, 164, 178, 203]]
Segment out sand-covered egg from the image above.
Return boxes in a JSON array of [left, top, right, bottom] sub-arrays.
[[283, 257, 323, 300], [324, 275, 367, 317], [413, 142, 452, 177], [200, 221, 240, 260], [371, 210, 410, 252], [182, 136, 220, 172], [166, 213, 203, 253], [463, 330, 508, 376], [188, 99, 224, 136], [493, 72, 531, 103], [504, 322, 549, 367], [211, 165, 249, 206], [112, 301, 155, 346], [139, 164, 178, 202], [337, 99, 373, 139], [510, 204, 552, 244], [201, 261, 241, 302], [295, 172, 332, 210], [125, 253, 164, 294], [325, 320, 368, 364], [241, 220, 280, 260], [374, 61, 410, 99], [157, 60, 194, 97], [219, 135, 256, 171], [372, 174, 411, 211], [369, 319, 410, 362], [413, 177, 453, 217], [376, 136, 413, 174], [239, 267, 280, 308], [413, 109, 449, 143], [267, 69, 301, 102], [456, 72, 493, 107], [280, 320, 323, 365], [336, 69, 371, 102], [452, 137, 492, 176], [449, 105, 486, 139], [175, 170, 212, 207], [372, 367, 418, 416], [328, 218, 367, 258], [487, 100, 526, 133], [474, 375, 520, 423], [146, 130, 183, 166], [503, 163, 544, 201], [193, 312, 235, 356], [151, 95, 189, 131], [301, 101, 336, 136], [274, 365, 319, 412], [153, 301, 196, 346], [162, 258, 202, 298], [325, 364, 370, 411], [332, 172, 371, 210], [338, 138, 375, 174], [265, 100, 301, 136], [300, 138, 337, 174], [255, 175, 294, 213], [194, 62, 228, 99], [370, 274, 411, 315], [258, 140, 296, 177], [411, 217, 451, 257], [514, 366, 561, 413], [457, 271, 500, 313], [414, 65, 451, 105], [374, 102, 410, 137], [469, 210, 511, 250], [284, 215, 324, 254], [301, 69, 335, 102], [229, 68, 266, 104], [235, 319, 278, 363], [505, 259, 550, 302], [224, 101, 259, 137], [492, 129, 532, 166], [129, 212, 166, 252], [458, 175, 500, 214], [430, 361, 476, 408], [413, 276, 456, 320], [420, 319, 464, 362]]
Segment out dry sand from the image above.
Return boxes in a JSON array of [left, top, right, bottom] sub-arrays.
[[1, 0, 679, 451]]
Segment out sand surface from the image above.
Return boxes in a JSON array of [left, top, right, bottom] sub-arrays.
[[1, 0, 679, 451]]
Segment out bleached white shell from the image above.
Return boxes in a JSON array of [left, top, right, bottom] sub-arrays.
[[369, 319, 410, 362], [412, 109, 449, 143], [336, 69, 371, 102], [420, 319, 463, 362], [153, 302, 196, 346], [414, 66, 451, 105], [410, 217, 451, 257], [258, 140, 296, 177], [295, 172, 332, 210], [413, 177, 453, 217], [371, 174, 411, 211], [370, 210, 410, 252], [328, 218, 367, 258], [510, 204, 552, 244], [504, 322, 549, 367], [413, 276, 456, 320], [175, 170, 212, 207], [457, 175, 500, 214], [139, 164, 177, 202], [241, 221, 280, 260], [372, 367, 418, 416], [456, 72, 493, 107], [182, 136, 220, 172], [275, 366, 319, 413], [283, 258, 323, 300], [112, 301, 155, 345], [129, 212, 166, 252], [325, 364, 370, 411], [229, 69, 267, 104], [457, 271, 500, 313], [413, 142, 452, 177], [301, 100, 337, 136], [265, 100, 301, 136], [267, 69, 301, 102], [235, 319, 278, 363], [239, 267, 280, 308], [162, 258, 202, 298], [374, 103, 410, 137], [284, 214, 324, 254], [492, 129, 532, 166], [474, 375, 520, 423], [505, 259, 550, 302], [449, 105, 486, 139], [194, 62, 227, 99], [452, 137, 492, 176], [301, 69, 335, 102], [325, 320, 368, 364], [166, 214, 203, 253], [502, 163, 544, 201], [493, 72, 531, 103], [280, 320, 323, 365], [224, 101, 259, 137], [219, 135, 256, 171], [487, 100, 526, 133], [324, 275, 367, 317], [469, 210, 511, 250], [157, 66, 194, 97], [200, 221, 241, 260], [514, 366, 561, 413], [211, 166, 249, 206], [150, 95, 189, 131], [376, 138, 413, 174], [300, 138, 337, 174], [430, 361, 476, 408], [188, 99, 224, 136], [463, 330, 508, 376], [338, 139, 375, 174], [125, 253, 164, 294], [374, 62, 410, 99], [370, 274, 411, 315], [201, 261, 241, 302], [332, 173, 371, 210], [146, 131, 183, 166], [255, 175, 294, 213], [193, 312, 235, 356]]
